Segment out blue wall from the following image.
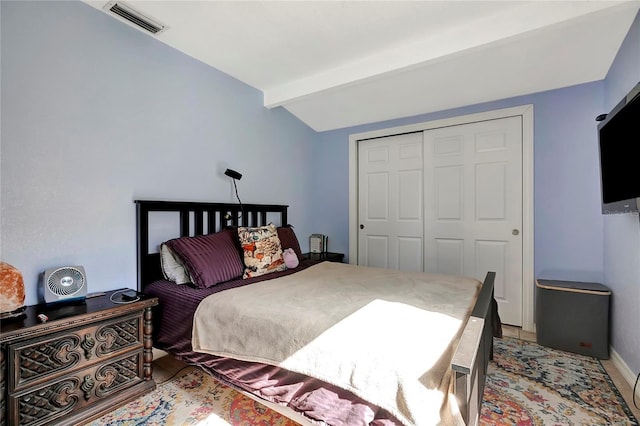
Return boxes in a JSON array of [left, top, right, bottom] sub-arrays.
[[602, 10, 640, 376], [0, 1, 317, 305]]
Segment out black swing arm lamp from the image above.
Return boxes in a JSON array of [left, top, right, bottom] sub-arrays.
[[224, 168, 244, 218]]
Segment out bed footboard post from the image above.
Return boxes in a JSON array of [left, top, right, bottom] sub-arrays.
[[452, 317, 484, 425], [451, 271, 495, 425]]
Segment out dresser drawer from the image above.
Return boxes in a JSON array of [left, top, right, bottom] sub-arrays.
[[8, 312, 143, 393], [9, 350, 145, 426]]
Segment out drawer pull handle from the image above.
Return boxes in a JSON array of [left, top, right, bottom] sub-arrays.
[[81, 375, 95, 401], [82, 334, 96, 360]]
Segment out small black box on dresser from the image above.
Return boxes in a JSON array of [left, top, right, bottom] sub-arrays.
[[0, 290, 158, 426]]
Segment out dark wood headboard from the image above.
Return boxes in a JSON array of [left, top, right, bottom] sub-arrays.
[[135, 200, 289, 291]]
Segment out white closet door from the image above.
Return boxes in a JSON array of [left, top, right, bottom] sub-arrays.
[[357, 133, 424, 271], [424, 116, 523, 326]]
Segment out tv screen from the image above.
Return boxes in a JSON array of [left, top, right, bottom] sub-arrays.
[[598, 82, 640, 214]]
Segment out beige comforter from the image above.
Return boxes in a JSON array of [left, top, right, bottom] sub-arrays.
[[192, 262, 480, 425]]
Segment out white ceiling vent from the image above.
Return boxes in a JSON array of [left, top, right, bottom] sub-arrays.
[[103, 1, 167, 35]]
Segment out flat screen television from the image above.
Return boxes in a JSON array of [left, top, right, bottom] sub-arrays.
[[597, 81, 640, 214]]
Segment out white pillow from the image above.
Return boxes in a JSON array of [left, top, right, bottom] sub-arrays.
[[159, 243, 191, 284]]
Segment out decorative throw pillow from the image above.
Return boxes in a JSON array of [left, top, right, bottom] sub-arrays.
[[277, 226, 304, 262], [159, 243, 191, 284], [165, 229, 244, 288], [238, 224, 286, 278]]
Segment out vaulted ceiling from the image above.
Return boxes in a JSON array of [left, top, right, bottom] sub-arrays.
[[84, 1, 640, 131]]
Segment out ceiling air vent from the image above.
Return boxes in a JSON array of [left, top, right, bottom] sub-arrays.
[[103, 1, 167, 35]]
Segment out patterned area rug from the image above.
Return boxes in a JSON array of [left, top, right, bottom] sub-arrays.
[[481, 337, 639, 426], [89, 337, 638, 425], [87, 368, 299, 426]]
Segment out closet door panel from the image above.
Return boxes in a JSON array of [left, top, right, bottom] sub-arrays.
[[358, 133, 424, 271]]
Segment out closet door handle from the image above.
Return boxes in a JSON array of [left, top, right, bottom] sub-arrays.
[[360, 224, 365, 229]]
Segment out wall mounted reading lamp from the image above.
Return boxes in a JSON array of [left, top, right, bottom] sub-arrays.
[[225, 168, 243, 221], [224, 168, 242, 180]]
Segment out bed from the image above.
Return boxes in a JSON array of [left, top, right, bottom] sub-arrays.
[[135, 200, 498, 426]]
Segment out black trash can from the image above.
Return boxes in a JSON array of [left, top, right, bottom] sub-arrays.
[[536, 279, 610, 359]]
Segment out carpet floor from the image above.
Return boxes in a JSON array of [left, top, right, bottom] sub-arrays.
[[87, 337, 639, 425], [480, 337, 638, 425]]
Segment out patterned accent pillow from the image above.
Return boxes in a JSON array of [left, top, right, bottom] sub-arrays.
[[277, 226, 304, 262], [238, 224, 286, 279], [166, 230, 244, 288]]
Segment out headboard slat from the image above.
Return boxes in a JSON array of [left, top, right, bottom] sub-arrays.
[[135, 200, 289, 291]]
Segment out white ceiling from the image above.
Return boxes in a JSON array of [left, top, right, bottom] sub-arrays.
[[85, 1, 640, 131]]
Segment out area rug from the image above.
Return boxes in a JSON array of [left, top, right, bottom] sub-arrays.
[[89, 337, 638, 425], [86, 367, 299, 426], [480, 337, 639, 426]]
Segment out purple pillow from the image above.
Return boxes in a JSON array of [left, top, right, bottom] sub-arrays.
[[166, 230, 244, 288], [277, 226, 304, 262]]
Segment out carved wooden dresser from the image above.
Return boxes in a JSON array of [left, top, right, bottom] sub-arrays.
[[0, 290, 158, 425]]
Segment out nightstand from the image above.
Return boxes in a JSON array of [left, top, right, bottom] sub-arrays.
[[0, 290, 158, 426], [303, 252, 344, 263]]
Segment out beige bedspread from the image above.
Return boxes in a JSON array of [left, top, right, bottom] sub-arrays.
[[192, 262, 480, 425]]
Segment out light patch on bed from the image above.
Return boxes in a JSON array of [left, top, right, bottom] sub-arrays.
[[279, 300, 461, 425], [282, 299, 461, 378]]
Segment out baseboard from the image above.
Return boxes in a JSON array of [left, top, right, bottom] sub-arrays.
[[610, 345, 640, 402]]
